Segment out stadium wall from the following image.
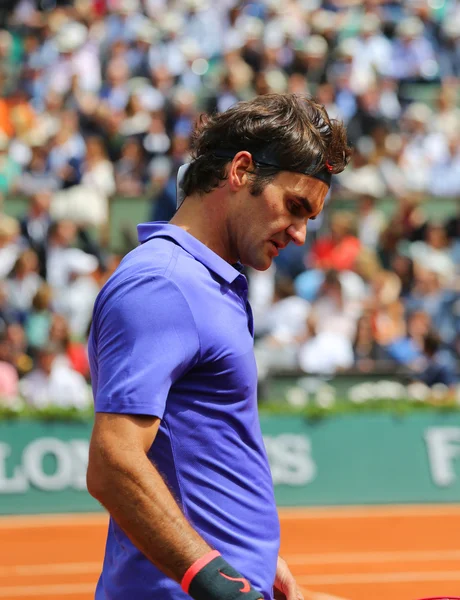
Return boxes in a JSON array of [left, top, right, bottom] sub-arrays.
[[0, 413, 459, 515]]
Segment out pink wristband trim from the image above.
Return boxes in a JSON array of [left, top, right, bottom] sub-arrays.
[[181, 550, 221, 594]]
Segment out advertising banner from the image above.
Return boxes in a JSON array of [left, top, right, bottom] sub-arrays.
[[0, 414, 459, 514]]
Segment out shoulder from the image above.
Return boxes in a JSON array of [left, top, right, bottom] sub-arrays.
[[93, 248, 199, 329], [103, 237, 210, 299]]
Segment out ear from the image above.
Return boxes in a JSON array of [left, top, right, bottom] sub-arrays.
[[227, 151, 253, 192]]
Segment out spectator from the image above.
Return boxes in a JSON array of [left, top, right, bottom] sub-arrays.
[[254, 277, 311, 374], [19, 342, 90, 409], [24, 284, 54, 352], [0, 215, 23, 280], [391, 254, 415, 299], [353, 311, 388, 373], [148, 156, 176, 221], [405, 267, 459, 346], [356, 194, 387, 250], [409, 222, 455, 281], [412, 330, 457, 392], [5, 249, 43, 322], [0, 334, 18, 405], [16, 144, 60, 196], [308, 211, 361, 271], [298, 270, 360, 374], [49, 21, 100, 96], [48, 313, 89, 378], [47, 110, 85, 187], [5, 322, 33, 376], [0, 133, 20, 195], [352, 14, 392, 85], [19, 191, 52, 276], [0, 0, 459, 391], [45, 220, 99, 312], [0, 281, 16, 334], [50, 135, 116, 229], [386, 17, 438, 84], [114, 137, 146, 196]]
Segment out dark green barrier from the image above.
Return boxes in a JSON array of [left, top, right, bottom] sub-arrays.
[[0, 420, 98, 514], [261, 413, 460, 505], [0, 413, 459, 514]]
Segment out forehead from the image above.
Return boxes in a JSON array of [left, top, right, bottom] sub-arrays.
[[274, 171, 329, 204]]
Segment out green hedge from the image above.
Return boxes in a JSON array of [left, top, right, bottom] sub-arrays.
[[0, 397, 459, 423]]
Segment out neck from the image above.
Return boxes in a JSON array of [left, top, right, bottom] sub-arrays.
[[169, 189, 236, 263]]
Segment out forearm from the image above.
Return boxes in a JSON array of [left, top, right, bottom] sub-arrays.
[[88, 450, 211, 582]]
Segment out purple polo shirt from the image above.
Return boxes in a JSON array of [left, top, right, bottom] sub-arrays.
[[88, 222, 280, 600]]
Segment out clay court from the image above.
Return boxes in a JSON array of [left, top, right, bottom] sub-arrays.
[[0, 504, 459, 600]]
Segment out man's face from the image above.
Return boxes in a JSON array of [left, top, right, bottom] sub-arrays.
[[229, 171, 328, 271]]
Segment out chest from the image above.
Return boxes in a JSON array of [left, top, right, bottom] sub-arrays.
[[179, 282, 257, 403]]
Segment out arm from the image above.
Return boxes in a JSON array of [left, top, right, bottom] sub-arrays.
[[89, 275, 263, 598], [87, 412, 212, 583]]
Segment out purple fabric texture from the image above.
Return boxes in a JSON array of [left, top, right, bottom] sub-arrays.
[[89, 222, 279, 600]]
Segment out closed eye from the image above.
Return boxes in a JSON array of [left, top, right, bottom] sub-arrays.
[[287, 196, 318, 220], [287, 200, 305, 218]]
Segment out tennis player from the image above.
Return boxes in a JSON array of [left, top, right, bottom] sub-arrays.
[[86, 94, 351, 600]]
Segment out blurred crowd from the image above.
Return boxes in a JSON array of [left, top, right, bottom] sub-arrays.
[[1, 0, 460, 408]]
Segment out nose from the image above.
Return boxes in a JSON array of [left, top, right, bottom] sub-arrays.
[[286, 220, 307, 246]]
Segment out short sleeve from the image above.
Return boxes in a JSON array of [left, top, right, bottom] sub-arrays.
[[90, 275, 200, 418]]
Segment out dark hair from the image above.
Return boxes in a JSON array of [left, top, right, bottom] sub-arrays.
[[182, 93, 351, 197], [423, 330, 441, 357]]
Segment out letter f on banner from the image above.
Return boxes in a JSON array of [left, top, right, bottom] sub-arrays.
[[425, 427, 460, 487]]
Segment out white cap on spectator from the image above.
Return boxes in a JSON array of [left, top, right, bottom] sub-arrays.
[[22, 127, 49, 148], [241, 17, 265, 41], [179, 38, 202, 60], [172, 87, 196, 109], [396, 17, 424, 38], [336, 38, 357, 58], [0, 214, 19, 239], [9, 140, 32, 166], [134, 85, 165, 112], [339, 164, 386, 198], [55, 21, 88, 53], [310, 10, 338, 34], [184, 0, 210, 11], [264, 25, 285, 49], [265, 0, 283, 14], [360, 13, 381, 34], [161, 11, 185, 35], [304, 35, 328, 56], [443, 15, 460, 39], [135, 18, 160, 44], [127, 76, 149, 92], [117, 0, 140, 15], [301, 0, 322, 12], [265, 69, 288, 93], [404, 102, 432, 124]]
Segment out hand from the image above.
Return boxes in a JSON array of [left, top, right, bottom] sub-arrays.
[[274, 556, 304, 600]]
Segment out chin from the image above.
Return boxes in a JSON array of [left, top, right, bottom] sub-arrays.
[[244, 256, 272, 271]]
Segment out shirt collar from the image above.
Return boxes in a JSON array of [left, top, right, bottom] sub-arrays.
[[137, 222, 243, 284]]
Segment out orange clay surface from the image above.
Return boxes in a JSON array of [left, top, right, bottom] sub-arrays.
[[0, 505, 459, 600]]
